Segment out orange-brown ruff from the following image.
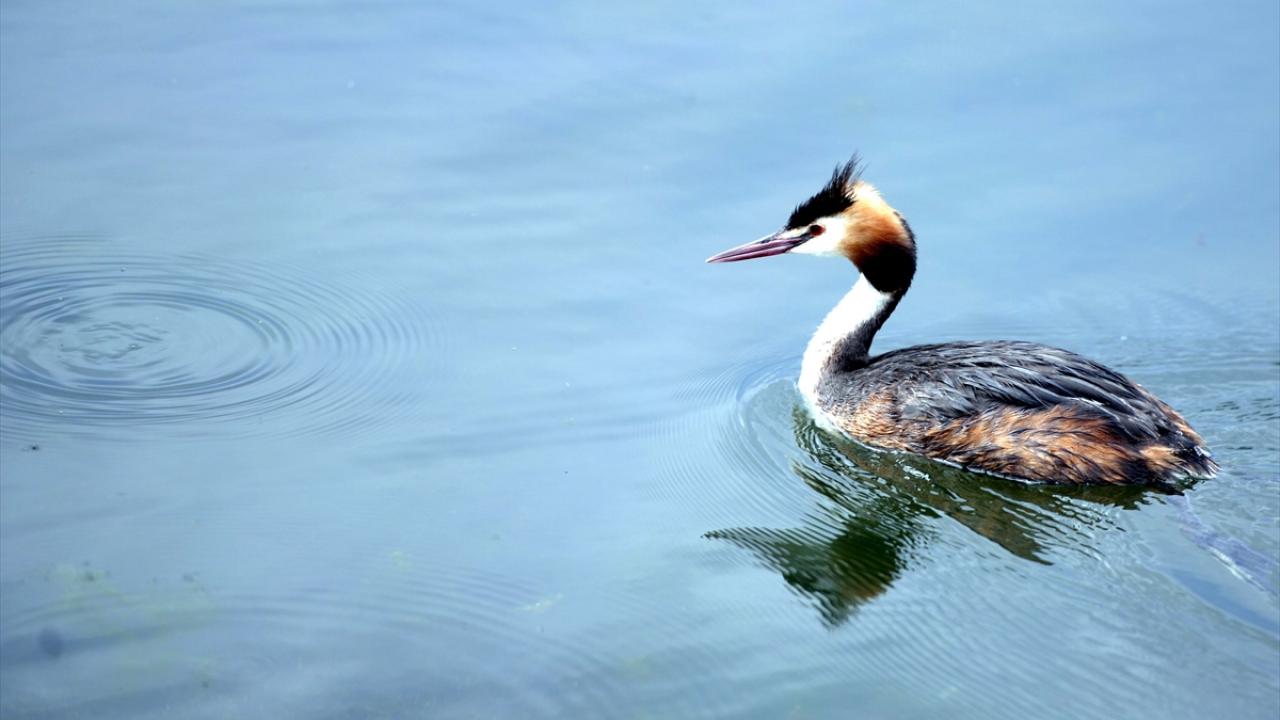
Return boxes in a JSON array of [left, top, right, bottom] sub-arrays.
[[707, 157, 1216, 487]]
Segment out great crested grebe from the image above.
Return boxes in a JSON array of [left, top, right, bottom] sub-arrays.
[[707, 156, 1216, 487]]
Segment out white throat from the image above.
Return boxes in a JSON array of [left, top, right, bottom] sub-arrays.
[[798, 274, 893, 406]]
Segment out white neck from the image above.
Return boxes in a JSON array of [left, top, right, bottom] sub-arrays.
[[798, 274, 894, 405]]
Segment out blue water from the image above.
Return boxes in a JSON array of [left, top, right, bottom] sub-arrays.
[[2, 2, 1278, 718]]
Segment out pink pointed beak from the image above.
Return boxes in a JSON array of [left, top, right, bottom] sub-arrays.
[[705, 229, 813, 263]]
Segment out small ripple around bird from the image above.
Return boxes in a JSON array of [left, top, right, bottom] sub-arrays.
[[0, 237, 433, 441], [653, 352, 818, 529]]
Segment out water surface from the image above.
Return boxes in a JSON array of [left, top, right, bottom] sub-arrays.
[[2, 1, 1278, 718]]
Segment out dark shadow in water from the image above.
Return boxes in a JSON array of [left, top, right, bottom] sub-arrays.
[[707, 407, 1157, 626]]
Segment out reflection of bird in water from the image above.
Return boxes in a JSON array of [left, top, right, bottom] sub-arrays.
[[706, 520, 910, 628], [708, 408, 1152, 626], [707, 156, 1216, 488]]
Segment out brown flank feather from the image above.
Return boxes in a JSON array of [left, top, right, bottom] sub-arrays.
[[836, 395, 1210, 486]]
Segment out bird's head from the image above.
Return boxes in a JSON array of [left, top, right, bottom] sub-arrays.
[[707, 156, 917, 293]]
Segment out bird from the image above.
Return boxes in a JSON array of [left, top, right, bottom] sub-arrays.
[[706, 155, 1216, 487]]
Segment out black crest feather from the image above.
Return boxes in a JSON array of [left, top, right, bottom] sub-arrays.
[[786, 155, 861, 229]]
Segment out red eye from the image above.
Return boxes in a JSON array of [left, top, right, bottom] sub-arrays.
[[808, 224, 825, 236]]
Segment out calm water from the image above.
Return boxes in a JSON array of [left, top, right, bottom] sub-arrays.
[[2, 2, 1278, 718]]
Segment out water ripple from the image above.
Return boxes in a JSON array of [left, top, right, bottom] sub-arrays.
[[0, 237, 433, 440], [0, 556, 748, 719]]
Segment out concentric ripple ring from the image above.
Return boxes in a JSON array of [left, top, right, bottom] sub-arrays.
[[0, 237, 433, 440]]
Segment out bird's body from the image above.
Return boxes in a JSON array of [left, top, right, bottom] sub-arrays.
[[807, 335, 1214, 485], [708, 156, 1215, 487]]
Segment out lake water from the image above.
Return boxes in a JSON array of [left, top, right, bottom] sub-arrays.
[[2, 2, 1278, 718]]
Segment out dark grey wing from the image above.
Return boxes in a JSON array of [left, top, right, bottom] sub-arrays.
[[864, 341, 1174, 442]]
